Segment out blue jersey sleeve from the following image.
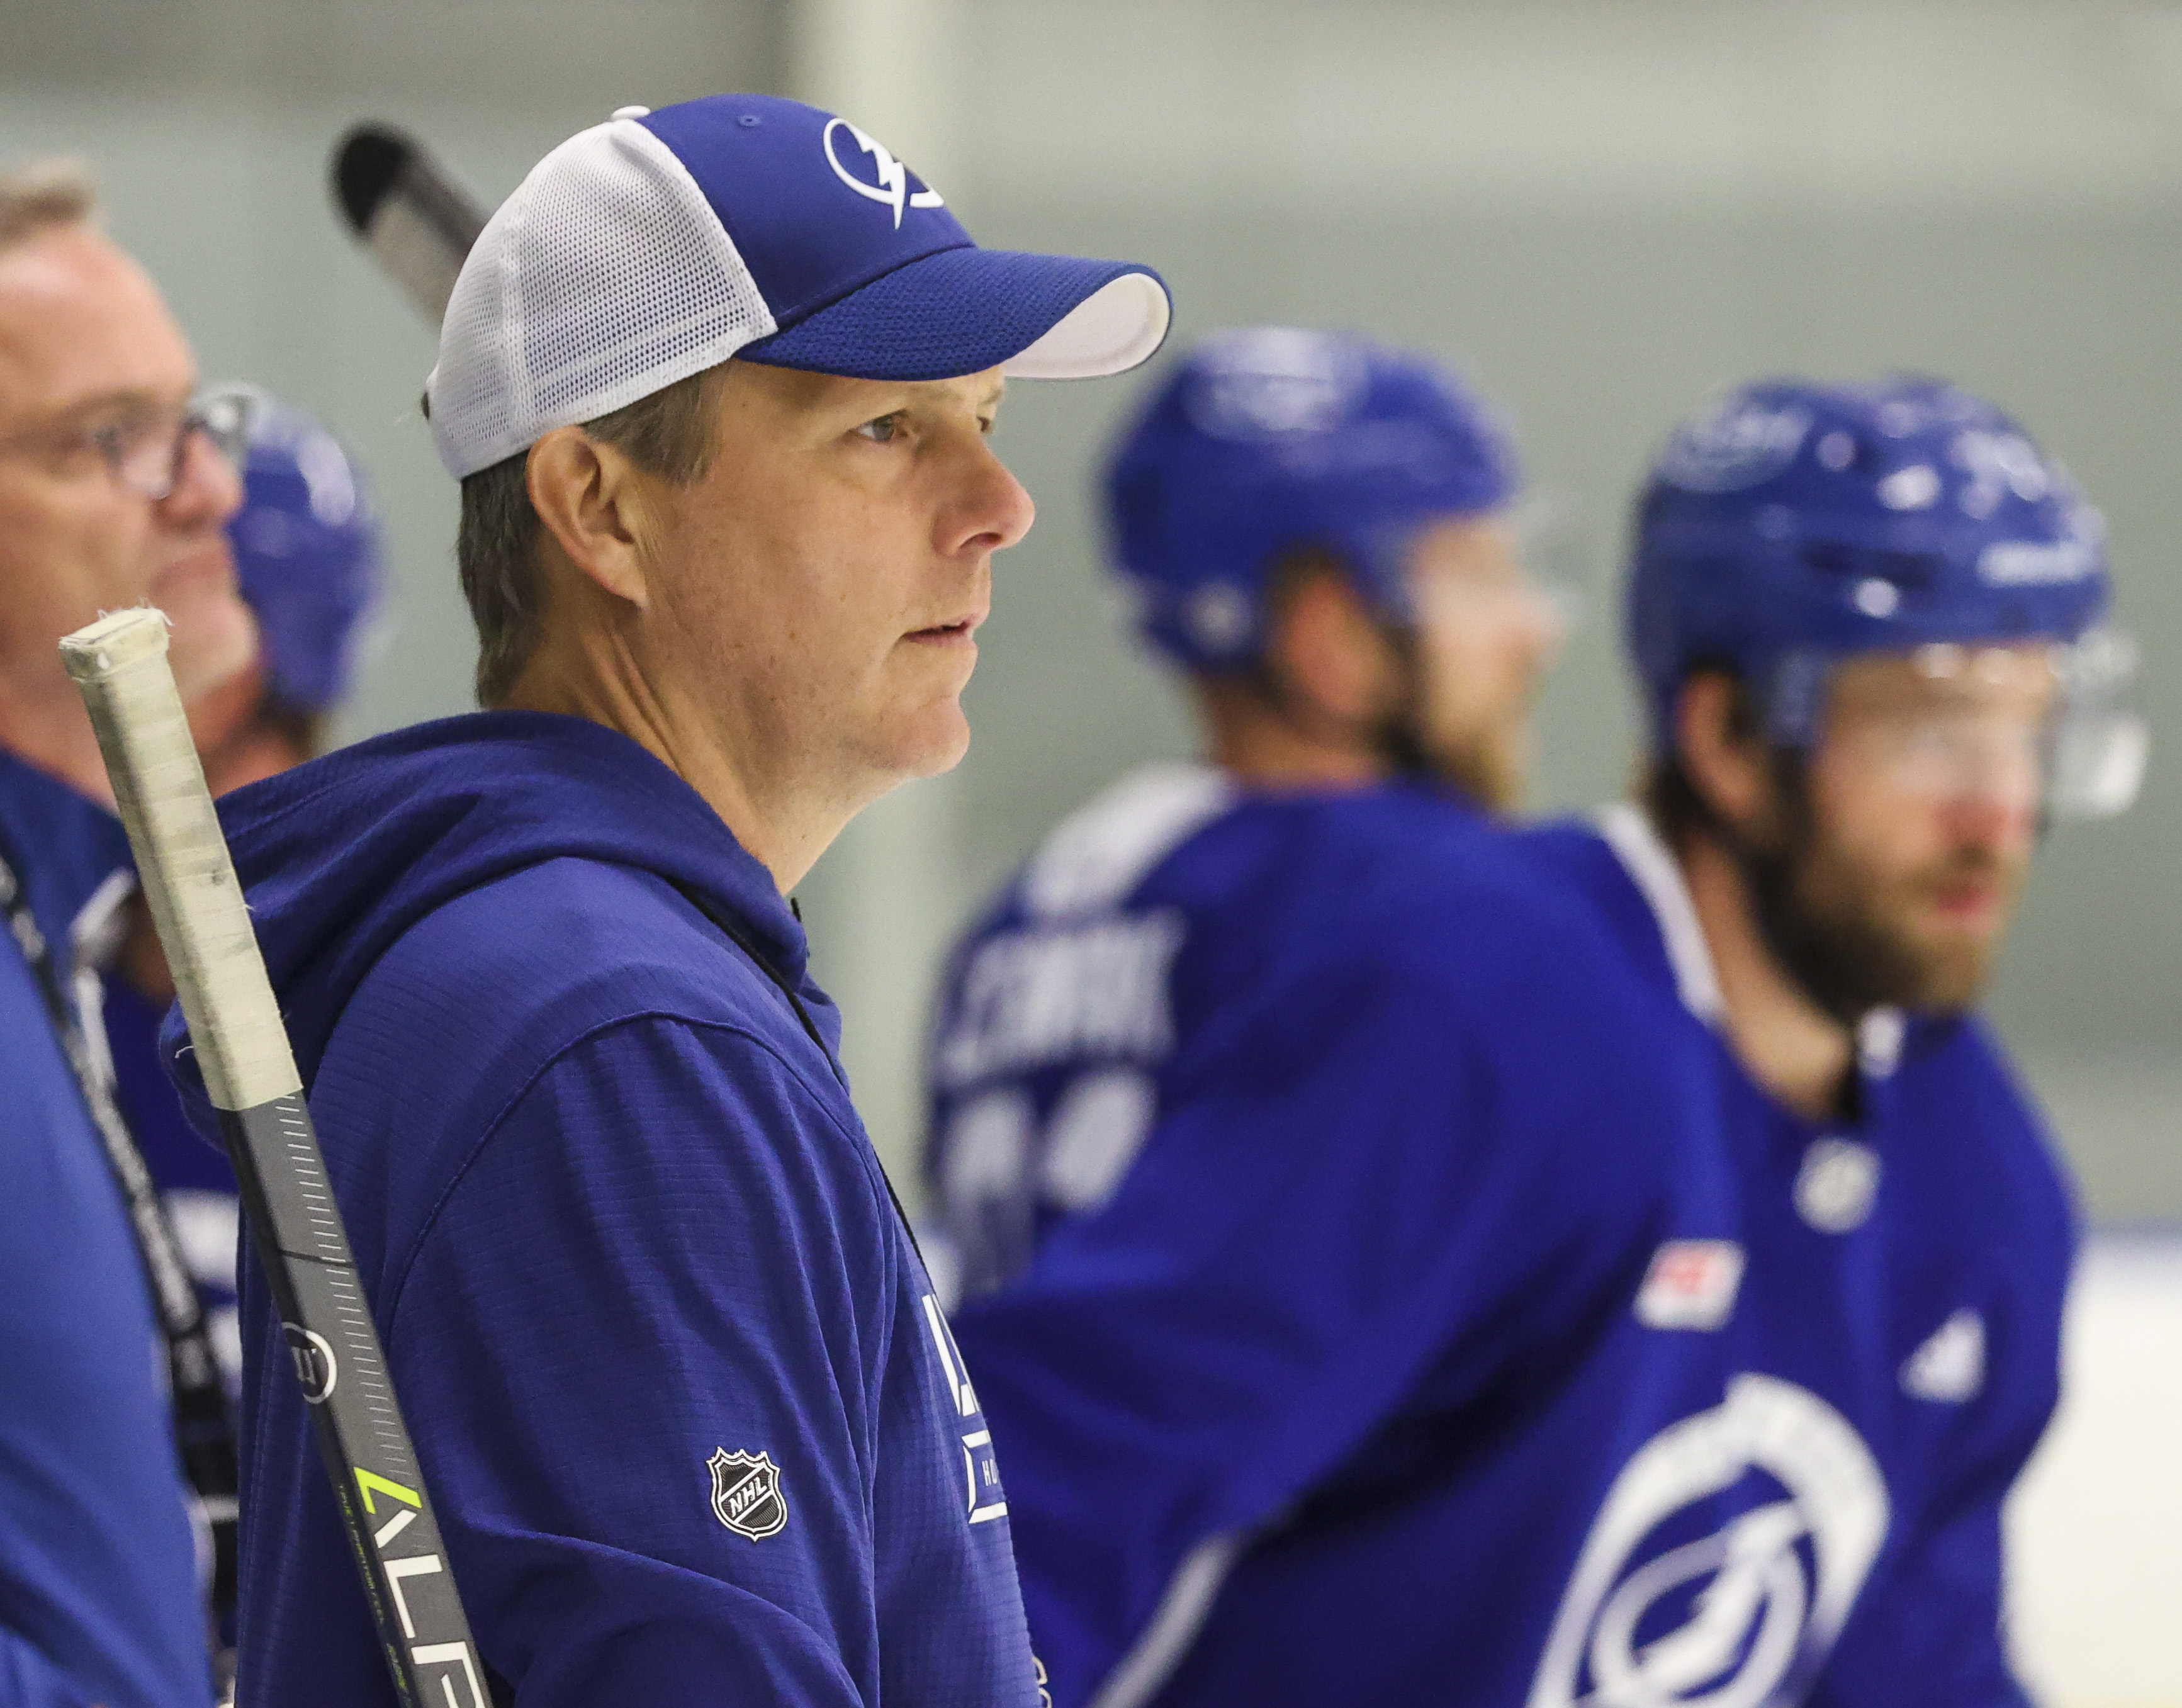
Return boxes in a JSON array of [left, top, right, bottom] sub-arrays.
[[374, 1017, 904, 1704], [953, 945, 1710, 1705]]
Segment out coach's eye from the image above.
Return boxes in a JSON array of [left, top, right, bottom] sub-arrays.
[[855, 413, 904, 444]]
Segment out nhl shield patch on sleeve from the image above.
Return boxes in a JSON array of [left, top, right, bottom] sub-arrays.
[[708, 1447, 789, 1542]]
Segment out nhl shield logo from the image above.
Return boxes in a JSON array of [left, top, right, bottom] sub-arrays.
[[708, 1448, 789, 1542]]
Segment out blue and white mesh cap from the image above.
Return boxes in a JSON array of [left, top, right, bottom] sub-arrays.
[[428, 93, 1173, 478]]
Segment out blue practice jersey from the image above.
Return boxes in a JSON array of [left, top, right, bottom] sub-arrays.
[[925, 766, 1767, 1707], [0, 752, 211, 1708], [164, 712, 1039, 1708], [1514, 806, 2074, 1708]]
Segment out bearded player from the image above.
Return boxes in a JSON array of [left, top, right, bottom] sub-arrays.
[[923, 328, 1755, 1705], [1518, 375, 2141, 1706]]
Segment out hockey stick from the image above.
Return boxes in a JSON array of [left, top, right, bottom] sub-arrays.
[[331, 123, 486, 324], [60, 609, 485, 1708]]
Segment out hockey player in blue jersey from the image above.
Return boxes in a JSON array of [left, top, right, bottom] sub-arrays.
[[924, 328, 1761, 1707], [1519, 376, 2143, 1707], [158, 96, 1171, 1706]]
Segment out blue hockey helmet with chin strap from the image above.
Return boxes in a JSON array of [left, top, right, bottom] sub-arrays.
[[1103, 326, 1522, 670], [1628, 374, 2142, 816]]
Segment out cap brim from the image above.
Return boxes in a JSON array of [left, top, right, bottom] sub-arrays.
[[740, 248, 1170, 383]]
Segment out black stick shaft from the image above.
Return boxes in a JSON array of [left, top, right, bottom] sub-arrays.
[[224, 1094, 481, 1707]]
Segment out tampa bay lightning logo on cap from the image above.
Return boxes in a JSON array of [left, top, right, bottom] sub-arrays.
[[822, 118, 945, 228]]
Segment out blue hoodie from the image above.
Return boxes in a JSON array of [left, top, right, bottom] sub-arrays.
[[165, 712, 1038, 1708]]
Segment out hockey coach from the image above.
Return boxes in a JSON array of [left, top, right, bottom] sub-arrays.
[[169, 95, 1168, 1706]]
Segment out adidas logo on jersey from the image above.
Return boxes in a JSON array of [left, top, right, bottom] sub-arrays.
[[1634, 1240, 1745, 1331], [1900, 1308, 1986, 1403]]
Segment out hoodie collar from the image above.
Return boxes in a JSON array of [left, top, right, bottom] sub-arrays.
[[215, 710, 810, 1084]]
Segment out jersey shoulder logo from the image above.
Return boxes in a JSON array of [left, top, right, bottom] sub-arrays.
[[708, 1447, 789, 1542], [1634, 1240, 1745, 1331], [821, 118, 945, 227], [1901, 1308, 1986, 1403]]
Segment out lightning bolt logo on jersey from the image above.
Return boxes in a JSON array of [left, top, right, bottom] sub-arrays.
[[1531, 1377, 1888, 1708]]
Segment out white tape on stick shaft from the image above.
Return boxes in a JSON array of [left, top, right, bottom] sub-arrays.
[[60, 608, 301, 1111]]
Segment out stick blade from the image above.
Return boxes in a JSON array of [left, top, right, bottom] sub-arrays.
[[330, 122, 486, 327]]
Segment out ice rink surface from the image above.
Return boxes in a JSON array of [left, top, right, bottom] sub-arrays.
[[2011, 1233, 2182, 1708]]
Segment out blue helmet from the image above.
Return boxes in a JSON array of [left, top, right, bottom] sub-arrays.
[[1628, 375, 2112, 747], [222, 392, 385, 714], [1104, 327, 1521, 669]]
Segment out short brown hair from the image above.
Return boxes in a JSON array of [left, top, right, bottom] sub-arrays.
[[457, 363, 724, 705], [0, 158, 96, 253]]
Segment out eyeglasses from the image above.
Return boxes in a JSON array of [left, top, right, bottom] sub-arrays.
[[0, 383, 263, 502]]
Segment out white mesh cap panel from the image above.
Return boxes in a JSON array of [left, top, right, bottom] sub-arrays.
[[429, 119, 777, 478]]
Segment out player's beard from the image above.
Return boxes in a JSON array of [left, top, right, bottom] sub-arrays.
[[1730, 768, 2023, 1024]]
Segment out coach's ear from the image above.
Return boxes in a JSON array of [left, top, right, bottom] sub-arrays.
[[526, 427, 658, 612], [1675, 670, 1771, 833]]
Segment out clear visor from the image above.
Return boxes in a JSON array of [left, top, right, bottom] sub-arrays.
[[1770, 631, 2147, 820]]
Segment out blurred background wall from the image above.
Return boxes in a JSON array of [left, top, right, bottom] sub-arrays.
[[14, 0, 2174, 1221], [4, 3, 2177, 1697]]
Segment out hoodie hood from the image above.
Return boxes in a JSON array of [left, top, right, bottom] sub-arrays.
[[168, 711, 823, 1111]]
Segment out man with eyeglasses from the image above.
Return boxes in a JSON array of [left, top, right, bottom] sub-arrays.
[[1516, 376, 2142, 1707], [0, 160, 250, 1708]]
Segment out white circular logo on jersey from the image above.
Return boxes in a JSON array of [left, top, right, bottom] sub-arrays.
[[1794, 1138, 1881, 1235], [821, 117, 945, 228], [1529, 1374, 1889, 1708]]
